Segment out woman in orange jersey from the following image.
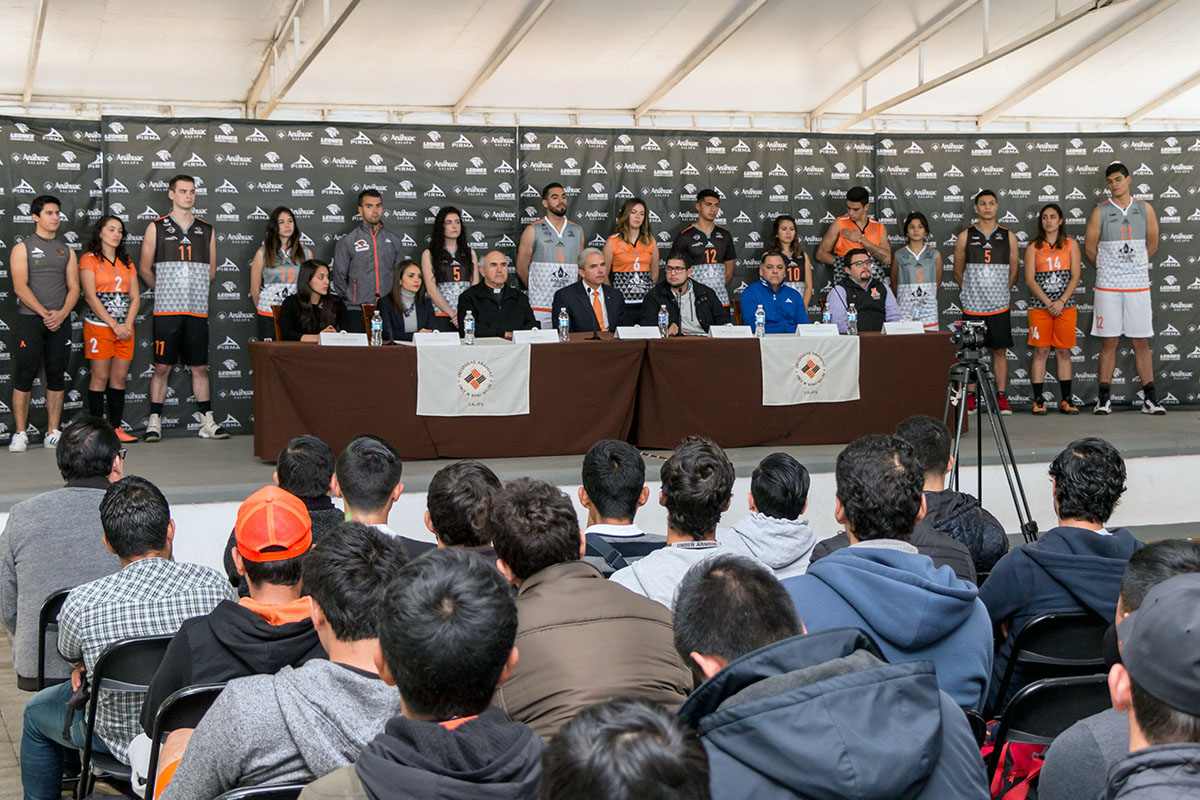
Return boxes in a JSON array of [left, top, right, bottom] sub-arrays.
[[768, 215, 814, 307], [80, 215, 139, 442], [603, 198, 659, 326], [1024, 203, 1082, 415]]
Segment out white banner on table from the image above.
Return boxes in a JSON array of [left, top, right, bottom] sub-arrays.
[[417, 342, 531, 416], [760, 335, 861, 406]]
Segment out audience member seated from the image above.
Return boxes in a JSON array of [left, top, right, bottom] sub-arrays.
[[783, 435, 992, 709], [20, 476, 234, 800], [224, 434, 344, 595], [738, 251, 809, 333], [639, 255, 731, 335], [718, 452, 818, 579], [1104, 573, 1200, 798], [551, 247, 626, 333], [809, 508, 976, 583], [610, 438, 736, 609], [826, 246, 900, 333], [1039, 539, 1200, 800], [161, 522, 407, 799], [676, 555, 989, 798], [132, 486, 324, 791], [895, 415, 1009, 574], [424, 459, 503, 566], [578, 439, 666, 576], [302, 548, 545, 799], [483, 478, 691, 739], [980, 437, 1142, 710], [539, 697, 710, 800], [1, 417, 123, 691], [333, 435, 434, 560], [457, 249, 538, 339], [278, 258, 349, 341]]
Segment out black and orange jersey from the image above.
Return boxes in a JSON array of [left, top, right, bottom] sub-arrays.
[[79, 252, 135, 325]]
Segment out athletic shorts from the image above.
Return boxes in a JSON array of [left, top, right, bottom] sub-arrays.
[[1027, 306, 1077, 350], [963, 309, 1013, 350], [85, 321, 135, 361], [1092, 289, 1153, 338], [152, 314, 208, 366], [13, 313, 71, 392]]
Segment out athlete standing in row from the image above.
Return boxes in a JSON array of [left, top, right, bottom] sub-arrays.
[[1024, 204, 1081, 415], [603, 198, 659, 325], [249, 206, 311, 342], [7, 195, 78, 453], [817, 185, 891, 287], [516, 183, 582, 328], [421, 206, 478, 330], [892, 211, 941, 331], [670, 189, 736, 307], [331, 189, 407, 332], [1084, 162, 1164, 415], [768, 215, 814, 307], [138, 174, 228, 441]]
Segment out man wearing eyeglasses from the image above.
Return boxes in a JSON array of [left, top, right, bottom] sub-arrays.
[[825, 247, 900, 334], [639, 255, 731, 336]]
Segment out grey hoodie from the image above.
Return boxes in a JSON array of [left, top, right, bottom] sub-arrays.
[[609, 540, 727, 609], [161, 659, 400, 800], [718, 514, 818, 579]]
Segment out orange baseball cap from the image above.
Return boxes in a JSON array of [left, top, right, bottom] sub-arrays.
[[235, 486, 313, 562]]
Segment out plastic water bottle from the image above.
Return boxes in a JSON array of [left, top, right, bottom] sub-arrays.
[[821, 306, 832, 325], [754, 305, 766, 338], [846, 302, 858, 336], [557, 308, 570, 342], [913, 306, 922, 327], [657, 304, 669, 338], [370, 310, 383, 346], [463, 310, 475, 345]]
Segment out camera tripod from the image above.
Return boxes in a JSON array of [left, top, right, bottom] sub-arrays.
[[943, 351, 1039, 544]]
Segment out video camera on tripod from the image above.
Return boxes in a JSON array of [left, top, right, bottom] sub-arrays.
[[948, 320, 987, 354]]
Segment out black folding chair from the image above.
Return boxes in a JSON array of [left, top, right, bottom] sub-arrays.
[[991, 610, 1109, 715], [215, 784, 308, 799], [985, 674, 1112, 780], [144, 683, 226, 799], [36, 587, 73, 691], [76, 634, 173, 799], [963, 707, 988, 747]]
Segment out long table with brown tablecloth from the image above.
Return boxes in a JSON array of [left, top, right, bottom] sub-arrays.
[[251, 333, 956, 461], [635, 332, 957, 449]]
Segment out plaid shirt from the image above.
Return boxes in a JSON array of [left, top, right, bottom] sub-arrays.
[[57, 558, 235, 762]]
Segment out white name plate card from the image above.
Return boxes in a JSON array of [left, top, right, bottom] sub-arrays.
[[795, 323, 841, 337], [883, 321, 926, 335], [512, 329, 561, 344], [616, 326, 663, 340], [709, 325, 755, 339], [413, 331, 462, 347], [318, 332, 369, 346]]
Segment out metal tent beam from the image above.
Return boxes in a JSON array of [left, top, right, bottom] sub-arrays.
[[635, 0, 769, 120], [244, 0, 306, 116], [1127, 66, 1200, 124], [22, 0, 49, 107], [811, 0, 979, 120], [977, 0, 1179, 126], [453, 0, 556, 118]]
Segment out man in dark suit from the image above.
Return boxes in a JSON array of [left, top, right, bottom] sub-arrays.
[[457, 250, 539, 339], [639, 255, 731, 335], [551, 248, 626, 333]]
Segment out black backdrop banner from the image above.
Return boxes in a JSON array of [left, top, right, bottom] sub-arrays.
[[1, 119, 1197, 442]]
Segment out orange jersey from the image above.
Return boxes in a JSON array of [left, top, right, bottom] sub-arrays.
[[609, 234, 655, 273], [79, 252, 136, 325], [1031, 239, 1077, 309], [832, 216, 886, 257]]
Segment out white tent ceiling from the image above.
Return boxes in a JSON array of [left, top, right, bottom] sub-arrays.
[[3, 0, 1200, 131]]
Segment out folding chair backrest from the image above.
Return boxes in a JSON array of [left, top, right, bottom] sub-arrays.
[[145, 683, 226, 798], [271, 305, 283, 341], [36, 587, 73, 691], [992, 610, 1109, 713], [987, 674, 1112, 779], [215, 783, 308, 799]]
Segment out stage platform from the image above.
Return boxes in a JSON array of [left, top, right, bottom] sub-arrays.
[[0, 408, 1196, 574]]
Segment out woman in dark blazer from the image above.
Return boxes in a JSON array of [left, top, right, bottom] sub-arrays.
[[277, 259, 349, 341], [379, 259, 437, 341]]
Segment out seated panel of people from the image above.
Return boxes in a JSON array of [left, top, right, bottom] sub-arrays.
[[278, 259, 350, 342]]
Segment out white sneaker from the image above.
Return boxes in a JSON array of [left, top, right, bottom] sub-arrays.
[[1141, 398, 1167, 415], [43, 429, 61, 449], [196, 411, 230, 440], [1093, 397, 1111, 415], [8, 431, 28, 453], [143, 413, 162, 442]]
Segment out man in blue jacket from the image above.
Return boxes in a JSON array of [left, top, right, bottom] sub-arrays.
[[782, 435, 993, 710], [738, 251, 808, 332], [675, 554, 988, 799], [979, 436, 1143, 710]]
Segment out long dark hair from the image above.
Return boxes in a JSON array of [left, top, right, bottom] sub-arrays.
[[1033, 203, 1067, 250], [388, 258, 428, 311], [295, 258, 340, 332], [86, 215, 132, 266], [428, 206, 472, 283], [768, 215, 800, 257], [263, 206, 306, 269]]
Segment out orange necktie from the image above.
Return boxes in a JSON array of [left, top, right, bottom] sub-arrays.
[[591, 288, 605, 331]]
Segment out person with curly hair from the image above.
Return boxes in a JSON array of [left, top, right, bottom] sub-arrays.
[[980, 437, 1144, 710]]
